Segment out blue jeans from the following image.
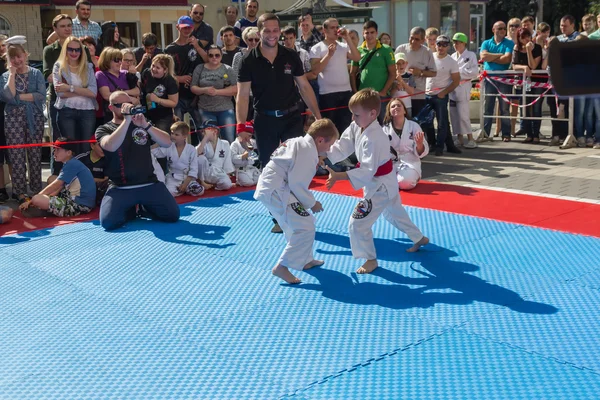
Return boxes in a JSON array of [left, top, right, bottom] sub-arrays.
[[174, 97, 203, 145], [425, 94, 450, 149], [592, 98, 600, 143], [56, 107, 96, 155], [574, 97, 595, 139], [483, 79, 511, 137], [99, 182, 180, 231], [516, 87, 543, 138], [198, 108, 236, 143]]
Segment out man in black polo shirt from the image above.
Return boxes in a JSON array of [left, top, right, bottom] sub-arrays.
[[95, 91, 180, 231], [236, 13, 321, 169], [190, 4, 213, 48]]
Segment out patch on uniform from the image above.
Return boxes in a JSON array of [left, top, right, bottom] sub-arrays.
[[290, 202, 310, 217], [284, 63, 292, 74], [132, 128, 149, 145], [219, 150, 225, 158], [352, 198, 372, 219]]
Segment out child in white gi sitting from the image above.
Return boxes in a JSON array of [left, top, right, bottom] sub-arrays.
[[152, 122, 204, 197], [196, 120, 235, 191], [325, 89, 429, 274], [254, 118, 339, 284], [230, 121, 260, 187]]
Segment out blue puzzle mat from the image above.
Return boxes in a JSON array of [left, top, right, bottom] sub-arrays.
[[1, 191, 600, 399]]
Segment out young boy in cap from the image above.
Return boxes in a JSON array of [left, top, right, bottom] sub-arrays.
[[450, 32, 479, 149], [231, 121, 261, 187], [391, 52, 416, 118], [20, 138, 96, 218], [196, 120, 234, 190], [325, 89, 429, 274], [254, 118, 339, 284]]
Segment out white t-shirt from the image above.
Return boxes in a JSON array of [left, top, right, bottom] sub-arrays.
[[309, 41, 352, 95], [425, 54, 459, 95]]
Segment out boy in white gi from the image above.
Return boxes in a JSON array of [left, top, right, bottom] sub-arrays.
[[325, 89, 429, 274], [450, 32, 479, 149], [152, 122, 204, 197], [231, 121, 261, 187], [254, 118, 339, 284], [196, 120, 235, 191]]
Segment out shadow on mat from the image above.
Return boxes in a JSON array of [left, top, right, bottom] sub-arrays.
[[305, 231, 558, 314]]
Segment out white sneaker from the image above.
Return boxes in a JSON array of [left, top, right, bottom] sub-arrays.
[[577, 137, 586, 148], [454, 137, 462, 147], [587, 138, 595, 148], [594, 143, 600, 149], [549, 136, 560, 146], [464, 140, 477, 149]]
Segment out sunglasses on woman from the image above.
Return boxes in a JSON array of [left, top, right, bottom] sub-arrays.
[[208, 53, 221, 58], [112, 58, 122, 63], [67, 47, 82, 53]]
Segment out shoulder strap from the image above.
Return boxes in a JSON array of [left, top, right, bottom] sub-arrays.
[[358, 47, 378, 72]]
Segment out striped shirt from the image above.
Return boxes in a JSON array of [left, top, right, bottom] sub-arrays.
[[72, 17, 102, 42]]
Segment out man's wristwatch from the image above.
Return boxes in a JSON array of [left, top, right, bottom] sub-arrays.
[[69, 84, 74, 93], [144, 122, 152, 131]]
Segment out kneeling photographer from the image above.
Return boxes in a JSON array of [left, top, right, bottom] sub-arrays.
[[95, 91, 180, 231]]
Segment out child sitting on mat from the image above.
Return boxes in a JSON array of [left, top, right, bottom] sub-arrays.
[[196, 120, 235, 191], [230, 121, 261, 187], [324, 89, 429, 274], [152, 121, 204, 197], [254, 118, 339, 284], [20, 138, 96, 218]]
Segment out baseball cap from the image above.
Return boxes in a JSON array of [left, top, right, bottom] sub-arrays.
[[452, 32, 468, 43], [52, 137, 78, 153], [394, 52, 407, 63], [177, 16, 194, 28], [200, 120, 219, 130], [436, 35, 451, 44]]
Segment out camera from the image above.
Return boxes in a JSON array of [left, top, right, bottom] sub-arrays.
[[123, 105, 147, 115]]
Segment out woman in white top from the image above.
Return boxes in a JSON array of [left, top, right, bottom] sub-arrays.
[[52, 36, 98, 156], [382, 98, 429, 190], [450, 32, 479, 149]]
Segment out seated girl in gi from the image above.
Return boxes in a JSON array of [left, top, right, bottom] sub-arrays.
[[151, 121, 204, 197], [196, 120, 235, 191], [325, 89, 429, 274], [254, 118, 339, 284], [381, 98, 429, 190], [230, 121, 261, 187]]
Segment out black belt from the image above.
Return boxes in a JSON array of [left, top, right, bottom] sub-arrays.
[[258, 105, 299, 118]]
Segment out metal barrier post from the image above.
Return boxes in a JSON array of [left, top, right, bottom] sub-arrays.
[[560, 96, 577, 149]]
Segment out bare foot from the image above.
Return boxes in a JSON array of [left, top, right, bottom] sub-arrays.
[[272, 264, 301, 284], [357, 259, 378, 274], [303, 259, 324, 270], [406, 236, 429, 253]]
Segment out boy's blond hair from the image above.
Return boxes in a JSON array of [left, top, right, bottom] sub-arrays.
[[348, 88, 381, 117], [171, 121, 190, 135], [307, 118, 339, 141]]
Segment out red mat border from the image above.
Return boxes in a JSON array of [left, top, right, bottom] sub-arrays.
[[1, 179, 599, 238]]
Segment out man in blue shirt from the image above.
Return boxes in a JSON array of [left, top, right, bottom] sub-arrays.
[[480, 21, 514, 140]]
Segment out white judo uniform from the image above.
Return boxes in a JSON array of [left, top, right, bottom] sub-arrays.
[[254, 134, 320, 271], [327, 120, 425, 260], [198, 138, 235, 190], [152, 143, 204, 196], [230, 138, 261, 187], [450, 49, 479, 136], [383, 120, 429, 190]]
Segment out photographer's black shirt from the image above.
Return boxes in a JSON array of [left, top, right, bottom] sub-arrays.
[[95, 121, 158, 187]]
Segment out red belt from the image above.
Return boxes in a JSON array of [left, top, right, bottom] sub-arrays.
[[355, 159, 393, 176]]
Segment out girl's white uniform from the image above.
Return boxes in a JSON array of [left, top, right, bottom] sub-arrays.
[[382, 119, 429, 190], [327, 120, 425, 260], [197, 138, 234, 190], [230, 138, 261, 187], [254, 134, 320, 271], [152, 143, 204, 196], [450, 49, 479, 136]]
